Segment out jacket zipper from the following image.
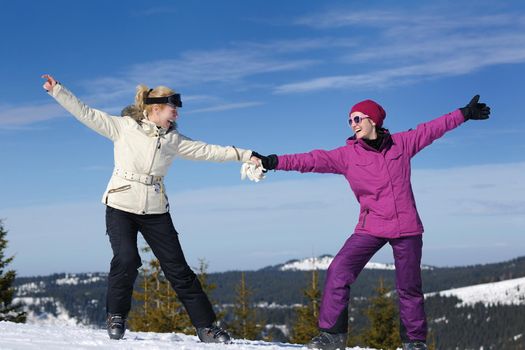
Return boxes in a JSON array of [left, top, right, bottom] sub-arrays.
[[362, 209, 369, 228], [146, 136, 161, 175], [143, 135, 161, 213], [382, 153, 401, 230]]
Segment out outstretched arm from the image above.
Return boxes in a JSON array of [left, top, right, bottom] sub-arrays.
[[42, 74, 123, 141], [399, 95, 490, 157], [176, 134, 259, 163], [253, 147, 348, 175]]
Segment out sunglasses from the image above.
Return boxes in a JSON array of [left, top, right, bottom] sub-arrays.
[[144, 93, 182, 108], [348, 115, 369, 125]]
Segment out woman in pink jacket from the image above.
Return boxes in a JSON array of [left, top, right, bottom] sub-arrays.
[[253, 96, 490, 350]]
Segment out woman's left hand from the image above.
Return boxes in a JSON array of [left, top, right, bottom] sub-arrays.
[[41, 74, 58, 92], [460, 95, 491, 120]]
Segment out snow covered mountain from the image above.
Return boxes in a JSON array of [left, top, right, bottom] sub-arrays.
[[13, 272, 107, 327], [426, 276, 525, 306], [15, 273, 106, 296], [277, 255, 433, 271], [0, 321, 376, 350], [278, 255, 337, 270], [12, 297, 79, 326]]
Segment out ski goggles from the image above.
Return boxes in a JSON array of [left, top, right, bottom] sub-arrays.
[[348, 115, 369, 125], [144, 93, 182, 108]]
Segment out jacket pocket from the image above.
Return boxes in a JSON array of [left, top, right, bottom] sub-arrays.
[[108, 185, 131, 194], [105, 185, 131, 204]]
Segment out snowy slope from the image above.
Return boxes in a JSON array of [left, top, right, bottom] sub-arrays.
[[12, 297, 79, 326], [0, 321, 376, 350], [426, 276, 525, 306], [279, 255, 336, 270], [278, 256, 433, 271]]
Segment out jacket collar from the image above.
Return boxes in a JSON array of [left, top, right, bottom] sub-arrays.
[[346, 128, 393, 152], [140, 118, 170, 137]]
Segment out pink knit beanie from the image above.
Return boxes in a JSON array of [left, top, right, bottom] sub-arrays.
[[349, 99, 386, 127]]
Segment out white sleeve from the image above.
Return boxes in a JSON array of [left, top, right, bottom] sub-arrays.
[[49, 84, 123, 141], [176, 133, 252, 162]]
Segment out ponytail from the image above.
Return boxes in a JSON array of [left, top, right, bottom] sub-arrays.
[[134, 84, 150, 113], [133, 84, 177, 119]]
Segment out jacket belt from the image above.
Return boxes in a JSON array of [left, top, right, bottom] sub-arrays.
[[113, 168, 163, 185]]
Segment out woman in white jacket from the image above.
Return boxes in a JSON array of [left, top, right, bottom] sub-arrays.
[[42, 74, 258, 343]]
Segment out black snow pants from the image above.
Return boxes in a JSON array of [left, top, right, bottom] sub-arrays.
[[105, 206, 216, 328]]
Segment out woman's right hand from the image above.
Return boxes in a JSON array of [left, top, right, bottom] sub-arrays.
[[41, 74, 57, 92], [251, 151, 279, 170]]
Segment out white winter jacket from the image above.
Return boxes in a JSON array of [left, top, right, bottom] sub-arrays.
[[49, 84, 252, 215]]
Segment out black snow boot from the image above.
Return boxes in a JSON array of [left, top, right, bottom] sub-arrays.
[[402, 341, 427, 350], [106, 313, 126, 340], [307, 331, 347, 350], [196, 324, 231, 343]]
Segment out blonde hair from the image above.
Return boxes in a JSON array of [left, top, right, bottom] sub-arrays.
[[134, 84, 177, 118]]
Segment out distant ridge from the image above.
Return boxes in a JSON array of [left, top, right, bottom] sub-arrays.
[[426, 276, 525, 307], [263, 254, 434, 271]]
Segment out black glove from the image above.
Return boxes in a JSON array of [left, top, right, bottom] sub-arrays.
[[460, 95, 491, 121], [251, 151, 278, 170]]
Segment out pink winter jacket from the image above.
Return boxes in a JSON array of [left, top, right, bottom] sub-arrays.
[[276, 110, 465, 239]]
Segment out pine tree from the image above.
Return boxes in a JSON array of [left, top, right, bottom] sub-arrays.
[[128, 247, 153, 331], [128, 247, 192, 333], [195, 259, 210, 288], [230, 272, 261, 340], [427, 330, 437, 350], [0, 220, 26, 323], [291, 269, 321, 344], [360, 278, 400, 350], [195, 258, 225, 323]]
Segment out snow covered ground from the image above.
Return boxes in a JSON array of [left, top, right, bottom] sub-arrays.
[[0, 321, 376, 350], [426, 276, 525, 306]]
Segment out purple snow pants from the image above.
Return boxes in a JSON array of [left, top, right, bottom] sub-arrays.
[[319, 233, 426, 342]]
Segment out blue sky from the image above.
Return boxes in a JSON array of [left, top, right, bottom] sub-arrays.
[[1, 1, 524, 276]]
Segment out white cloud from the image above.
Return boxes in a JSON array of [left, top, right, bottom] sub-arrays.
[[343, 32, 525, 64], [0, 103, 67, 128], [188, 101, 264, 114], [294, 9, 401, 28], [274, 44, 525, 94], [277, 8, 525, 93], [412, 163, 525, 218], [234, 37, 358, 54], [7, 6, 525, 128], [132, 6, 179, 17], [0, 40, 322, 127], [295, 7, 521, 31], [80, 49, 317, 101]]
